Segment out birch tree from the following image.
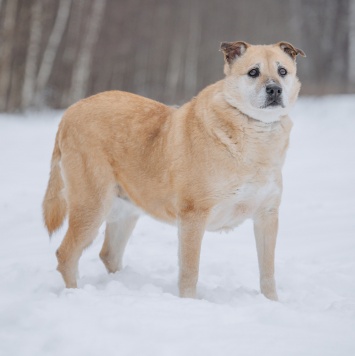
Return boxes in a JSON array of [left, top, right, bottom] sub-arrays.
[[184, 0, 201, 99], [0, 0, 18, 111], [69, 0, 107, 102], [349, 0, 355, 89], [34, 0, 72, 107], [21, 0, 42, 109]]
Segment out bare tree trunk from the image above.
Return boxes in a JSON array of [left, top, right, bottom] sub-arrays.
[[69, 0, 107, 102], [349, 0, 355, 88], [0, 0, 18, 111], [165, 3, 185, 104], [35, 0, 72, 107], [21, 0, 42, 109], [59, 0, 86, 108], [133, 0, 150, 96], [184, 0, 201, 98]]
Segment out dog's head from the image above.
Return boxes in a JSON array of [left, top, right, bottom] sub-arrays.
[[220, 41, 305, 123]]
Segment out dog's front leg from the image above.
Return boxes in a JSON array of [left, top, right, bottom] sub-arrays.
[[178, 210, 208, 298], [253, 208, 279, 301]]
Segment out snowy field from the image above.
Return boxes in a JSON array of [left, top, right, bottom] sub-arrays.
[[0, 96, 355, 356]]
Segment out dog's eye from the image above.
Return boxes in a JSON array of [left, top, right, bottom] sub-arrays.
[[278, 67, 287, 77], [248, 68, 260, 78]]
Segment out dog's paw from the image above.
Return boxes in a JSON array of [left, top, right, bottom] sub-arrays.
[[262, 290, 279, 301], [179, 287, 197, 299], [260, 277, 278, 301]]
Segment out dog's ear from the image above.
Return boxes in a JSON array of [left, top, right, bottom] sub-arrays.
[[278, 41, 306, 60], [220, 41, 249, 65]]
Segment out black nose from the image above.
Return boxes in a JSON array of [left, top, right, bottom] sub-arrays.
[[266, 84, 282, 100]]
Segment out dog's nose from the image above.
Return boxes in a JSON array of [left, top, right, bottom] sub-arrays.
[[266, 84, 282, 100]]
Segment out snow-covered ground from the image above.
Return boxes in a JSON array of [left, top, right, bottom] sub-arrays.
[[0, 96, 354, 356]]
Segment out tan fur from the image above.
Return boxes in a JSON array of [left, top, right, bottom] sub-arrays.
[[43, 42, 304, 299]]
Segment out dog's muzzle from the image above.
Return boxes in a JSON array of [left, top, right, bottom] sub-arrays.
[[264, 84, 283, 107]]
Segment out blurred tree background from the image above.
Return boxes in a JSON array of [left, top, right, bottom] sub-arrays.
[[0, 0, 354, 112]]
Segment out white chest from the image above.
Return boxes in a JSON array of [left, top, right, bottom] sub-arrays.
[[206, 179, 281, 232]]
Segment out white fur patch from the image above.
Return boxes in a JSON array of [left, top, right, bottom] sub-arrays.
[[106, 197, 142, 223], [206, 179, 281, 231]]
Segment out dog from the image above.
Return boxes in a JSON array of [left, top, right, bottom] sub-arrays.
[[43, 41, 305, 300]]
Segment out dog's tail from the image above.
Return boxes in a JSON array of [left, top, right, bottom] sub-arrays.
[[42, 133, 67, 236]]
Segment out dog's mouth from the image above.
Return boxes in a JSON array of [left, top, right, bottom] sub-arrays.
[[262, 99, 284, 109]]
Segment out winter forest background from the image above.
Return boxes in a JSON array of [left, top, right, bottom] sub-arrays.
[[1, 0, 355, 112]]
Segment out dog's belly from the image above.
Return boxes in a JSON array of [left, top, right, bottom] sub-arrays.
[[107, 180, 280, 231], [206, 180, 280, 232]]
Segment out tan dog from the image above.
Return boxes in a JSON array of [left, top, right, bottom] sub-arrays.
[[43, 41, 305, 300]]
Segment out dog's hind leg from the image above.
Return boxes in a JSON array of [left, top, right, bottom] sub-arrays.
[[56, 152, 115, 288], [100, 198, 140, 273]]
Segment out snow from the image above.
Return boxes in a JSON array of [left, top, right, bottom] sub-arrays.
[[0, 96, 355, 356]]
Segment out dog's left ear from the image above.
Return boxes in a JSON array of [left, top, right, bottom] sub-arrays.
[[278, 41, 306, 60], [220, 41, 249, 65]]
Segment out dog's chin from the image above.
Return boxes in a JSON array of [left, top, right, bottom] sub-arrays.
[[262, 100, 285, 109]]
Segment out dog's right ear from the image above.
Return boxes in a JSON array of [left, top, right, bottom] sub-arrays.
[[220, 41, 249, 65]]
